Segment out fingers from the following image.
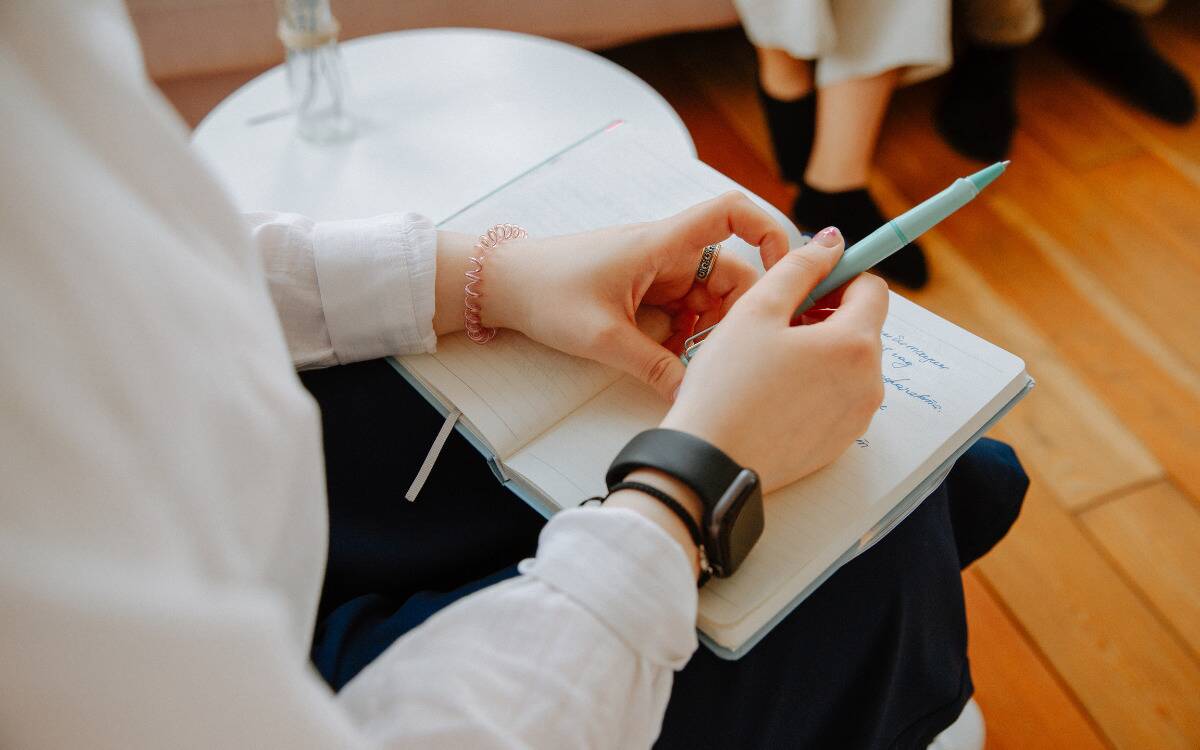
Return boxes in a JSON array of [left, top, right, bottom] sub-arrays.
[[701, 252, 758, 310], [824, 272, 889, 333], [634, 305, 673, 343], [742, 227, 845, 320], [660, 191, 790, 270], [687, 252, 757, 333], [594, 324, 686, 401]]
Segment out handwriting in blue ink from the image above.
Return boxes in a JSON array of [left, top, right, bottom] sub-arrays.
[[880, 330, 950, 371], [882, 375, 944, 412]]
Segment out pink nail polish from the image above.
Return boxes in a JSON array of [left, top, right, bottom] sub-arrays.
[[814, 226, 841, 247]]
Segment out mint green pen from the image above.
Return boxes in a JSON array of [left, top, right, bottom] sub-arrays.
[[681, 161, 1009, 365]]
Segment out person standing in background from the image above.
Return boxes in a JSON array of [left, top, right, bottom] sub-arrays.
[[938, 0, 1197, 162], [735, 0, 952, 289]]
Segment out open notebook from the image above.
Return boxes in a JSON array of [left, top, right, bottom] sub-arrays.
[[389, 122, 1034, 659]]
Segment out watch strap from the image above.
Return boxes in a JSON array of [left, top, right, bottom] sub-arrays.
[[606, 428, 744, 511]]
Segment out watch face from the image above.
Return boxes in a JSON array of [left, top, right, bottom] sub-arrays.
[[709, 469, 765, 576]]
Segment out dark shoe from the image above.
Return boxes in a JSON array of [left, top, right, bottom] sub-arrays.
[[936, 43, 1020, 162], [794, 184, 929, 289], [758, 84, 817, 184], [1053, 0, 1196, 124]]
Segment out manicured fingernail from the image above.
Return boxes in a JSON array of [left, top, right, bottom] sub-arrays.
[[814, 226, 841, 247]]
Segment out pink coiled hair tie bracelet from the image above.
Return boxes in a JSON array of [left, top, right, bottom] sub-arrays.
[[464, 223, 528, 344]]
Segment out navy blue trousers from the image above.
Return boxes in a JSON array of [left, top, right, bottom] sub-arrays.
[[301, 360, 1028, 749]]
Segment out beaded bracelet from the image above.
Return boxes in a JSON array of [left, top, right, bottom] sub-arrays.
[[464, 223, 528, 344]]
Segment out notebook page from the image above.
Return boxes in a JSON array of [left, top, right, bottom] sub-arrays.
[[399, 123, 794, 458], [402, 334, 619, 459], [506, 292, 1027, 636]]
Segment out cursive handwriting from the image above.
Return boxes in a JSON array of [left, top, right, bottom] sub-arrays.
[[880, 330, 950, 371], [882, 375, 943, 411]]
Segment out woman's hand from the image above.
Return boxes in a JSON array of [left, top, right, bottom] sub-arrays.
[[435, 192, 790, 400], [661, 228, 889, 492]]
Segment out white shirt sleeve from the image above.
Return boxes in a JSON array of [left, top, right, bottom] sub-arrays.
[[4, 3, 704, 747], [3, 505, 698, 749], [247, 211, 438, 369], [338, 506, 700, 749]]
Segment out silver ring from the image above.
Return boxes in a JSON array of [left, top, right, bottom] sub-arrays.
[[696, 243, 721, 281]]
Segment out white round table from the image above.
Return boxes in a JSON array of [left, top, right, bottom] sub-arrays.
[[193, 28, 695, 223]]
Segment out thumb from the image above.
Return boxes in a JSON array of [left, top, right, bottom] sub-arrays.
[[746, 226, 844, 319], [596, 325, 686, 401]]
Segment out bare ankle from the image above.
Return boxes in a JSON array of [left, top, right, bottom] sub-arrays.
[[803, 163, 868, 193], [757, 49, 813, 101]]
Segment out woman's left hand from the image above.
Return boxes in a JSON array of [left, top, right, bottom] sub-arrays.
[[470, 192, 791, 400]]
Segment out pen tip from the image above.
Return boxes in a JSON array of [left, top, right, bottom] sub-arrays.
[[966, 161, 1009, 191], [1001, 160, 1011, 167]]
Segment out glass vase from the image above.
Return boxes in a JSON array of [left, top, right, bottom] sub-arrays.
[[277, 0, 354, 143]]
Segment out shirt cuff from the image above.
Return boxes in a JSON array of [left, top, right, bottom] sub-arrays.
[[519, 506, 699, 669], [312, 213, 437, 363]]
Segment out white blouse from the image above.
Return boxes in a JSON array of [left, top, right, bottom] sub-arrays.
[[0, 2, 698, 748]]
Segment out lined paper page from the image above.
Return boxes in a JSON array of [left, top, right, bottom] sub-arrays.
[[437, 122, 784, 244], [508, 292, 1027, 640], [402, 334, 621, 459], [398, 123, 798, 458]]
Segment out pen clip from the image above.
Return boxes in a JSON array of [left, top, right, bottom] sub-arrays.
[[680, 322, 718, 365]]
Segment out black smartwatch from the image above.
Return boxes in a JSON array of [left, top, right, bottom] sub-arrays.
[[607, 429, 765, 579]]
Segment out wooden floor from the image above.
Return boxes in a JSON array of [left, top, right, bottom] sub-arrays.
[[159, 8, 1200, 748]]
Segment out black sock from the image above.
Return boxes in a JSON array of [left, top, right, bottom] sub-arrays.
[[758, 85, 816, 184], [794, 183, 929, 289], [1054, 0, 1196, 124], [935, 42, 1019, 162]]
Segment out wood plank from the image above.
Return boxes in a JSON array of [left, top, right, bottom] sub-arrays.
[[881, 103, 1200, 378], [1021, 21, 1200, 193], [1081, 481, 1200, 660], [603, 37, 793, 215], [1015, 50, 1145, 172], [1097, 20, 1200, 192], [977, 474, 1200, 749], [874, 117, 1200, 504], [985, 195, 1200, 503], [1084, 152, 1200, 269], [999, 136, 1200, 373], [962, 570, 1108, 750], [663, 30, 776, 169], [1156, 1, 1200, 38], [870, 176, 1163, 508]]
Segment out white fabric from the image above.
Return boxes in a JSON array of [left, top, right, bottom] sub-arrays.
[[733, 0, 952, 87], [312, 213, 438, 363], [246, 211, 437, 369], [0, 2, 699, 748]]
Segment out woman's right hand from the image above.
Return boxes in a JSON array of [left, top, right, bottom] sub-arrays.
[[660, 227, 889, 492]]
